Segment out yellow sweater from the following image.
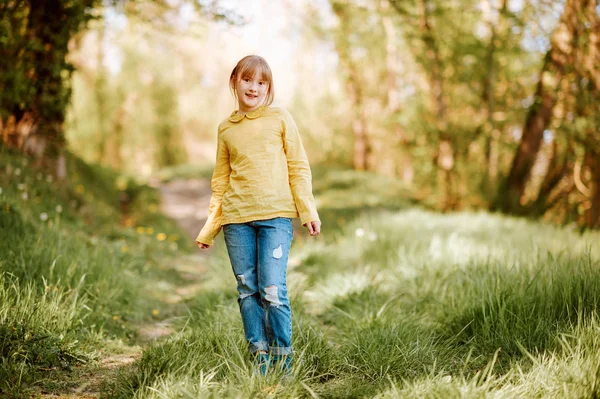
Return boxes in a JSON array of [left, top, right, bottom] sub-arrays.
[[195, 105, 320, 245]]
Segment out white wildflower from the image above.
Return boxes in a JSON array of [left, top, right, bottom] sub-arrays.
[[367, 232, 378, 241], [355, 228, 365, 237], [40, 213, 48, 221], [55, 205, 63, 213], [21, 192, 28, 200], [15, 168, 21, 176], [17, 183, 25, 190]]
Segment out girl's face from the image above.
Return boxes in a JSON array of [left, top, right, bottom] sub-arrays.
[[235, 73, 268, 112]]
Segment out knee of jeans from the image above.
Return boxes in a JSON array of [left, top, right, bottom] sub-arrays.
[[263, 285, 284, 307], [236, 274, 257, 302]]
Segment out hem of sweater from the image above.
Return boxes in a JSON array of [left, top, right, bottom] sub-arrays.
[[221, 211, 299, 226]]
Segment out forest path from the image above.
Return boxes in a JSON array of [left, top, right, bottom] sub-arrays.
[[39, 178, 212, 399], [156, 178, 211, 240]]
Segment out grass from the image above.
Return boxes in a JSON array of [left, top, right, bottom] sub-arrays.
[[0, 145, 192, 397], [104, 166, 600, 398], [3, 150, 600, 398]]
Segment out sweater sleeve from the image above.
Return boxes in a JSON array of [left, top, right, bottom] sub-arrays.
[[195, 130, 231, 245], [281, 109, 320, 225]]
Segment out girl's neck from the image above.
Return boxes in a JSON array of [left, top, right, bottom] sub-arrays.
[[237, 104, 264, 114]]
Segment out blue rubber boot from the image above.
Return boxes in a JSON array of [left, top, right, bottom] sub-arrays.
[[272, 354, 293, 376], [255, 352, 271, 376]]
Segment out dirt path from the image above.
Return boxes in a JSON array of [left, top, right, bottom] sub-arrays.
[[39, 178, 212, 399], [157, 178, 212, 240]]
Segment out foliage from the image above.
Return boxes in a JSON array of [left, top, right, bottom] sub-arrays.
[[0, 144, 191, 396], [0, 0, 98, 154]]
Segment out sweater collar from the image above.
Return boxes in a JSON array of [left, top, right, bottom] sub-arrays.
[[228, 105, 268, 123]]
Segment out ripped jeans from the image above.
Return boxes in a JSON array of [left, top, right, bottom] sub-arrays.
[[223, 217, 293, 356]]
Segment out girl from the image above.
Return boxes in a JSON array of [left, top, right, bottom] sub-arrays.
[[195, 55, 321, 375]]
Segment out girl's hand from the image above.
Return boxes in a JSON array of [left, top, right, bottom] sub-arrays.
[[304, 221, 321, 236], [196, 241, 210, 249]]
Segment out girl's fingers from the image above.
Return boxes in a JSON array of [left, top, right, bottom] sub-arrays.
[[313, 221, 321, 235], [305, 222, 314, 235]]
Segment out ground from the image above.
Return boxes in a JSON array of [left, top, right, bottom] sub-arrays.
[[37, 177, 211, 399]]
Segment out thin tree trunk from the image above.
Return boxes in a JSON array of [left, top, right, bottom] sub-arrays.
[[94, 8, 108, 163], [500, 0, 583, 212], [481, 0, 507, 186], [417, 0, 455, 209], [331, 2, 371, 171], [381, 1, 413, 183]]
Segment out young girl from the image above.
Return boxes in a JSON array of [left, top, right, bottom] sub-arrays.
[[195, 55, 321, 374]]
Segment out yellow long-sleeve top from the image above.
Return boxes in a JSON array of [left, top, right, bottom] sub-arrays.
[[195, 105, 320, 246]]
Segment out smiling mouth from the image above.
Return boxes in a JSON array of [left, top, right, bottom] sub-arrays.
[[245, 93, 258, 99]]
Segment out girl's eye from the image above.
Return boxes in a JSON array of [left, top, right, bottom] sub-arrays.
[[243, 78, 251, 82], [258, 82, 265, 86]]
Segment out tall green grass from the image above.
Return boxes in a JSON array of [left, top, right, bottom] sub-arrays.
[[0, 146, 191, 397], [106, 168, 600, 398]]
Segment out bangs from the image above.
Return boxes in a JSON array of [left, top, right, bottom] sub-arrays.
[[237, 58, 272, 84]]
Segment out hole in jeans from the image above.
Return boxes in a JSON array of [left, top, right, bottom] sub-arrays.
[[264, 285, 282, 307], [236, 274, 246, 286], [272, 245, 283, 259]]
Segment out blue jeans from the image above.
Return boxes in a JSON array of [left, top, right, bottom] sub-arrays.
[[223, 217, 294, 356]]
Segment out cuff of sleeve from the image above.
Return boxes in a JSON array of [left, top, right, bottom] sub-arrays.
[[195, 235, 214, 246], [298, 203, 320, 226], [195, 222, 222, 246]]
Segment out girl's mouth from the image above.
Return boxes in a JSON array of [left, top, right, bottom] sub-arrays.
[[245, 93, 257, 99]]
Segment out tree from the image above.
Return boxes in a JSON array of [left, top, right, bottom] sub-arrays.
[[0, 0, 97, 176], [0, 0, 237, 177], [497, 0, 590, 213], [330, 1, 372, 171]]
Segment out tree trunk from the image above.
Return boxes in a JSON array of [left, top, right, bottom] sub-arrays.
[[481, 0, 507, 188], [583, 1, 600, 228], [417, 0, 455, 209], [381, 1, 413, 183], [530, 140, 571, 215], [588, 151, 600, 228], [500, 0, 584, 213], [25, 0, 68, 159], [94, 8, 109, 164], [331, 2, 372, 171]]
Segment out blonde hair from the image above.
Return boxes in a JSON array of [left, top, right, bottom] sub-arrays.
[[229, 55, 274, 106]]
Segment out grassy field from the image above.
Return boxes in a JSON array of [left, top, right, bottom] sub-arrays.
[[105, 169, 600, 398], [2, 150, 600, 398], [0, 146, 193, 398]]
